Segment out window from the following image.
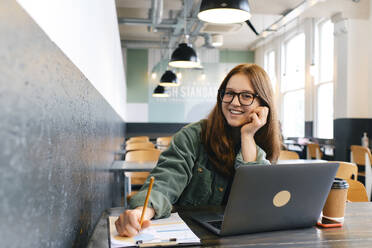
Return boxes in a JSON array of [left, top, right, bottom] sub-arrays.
[[281, 33, 305, 137], [264, 50, 276, 93], [315, 20, 334, 139]]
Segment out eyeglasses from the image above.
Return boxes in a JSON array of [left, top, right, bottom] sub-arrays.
[[219, 89, 259, 106]]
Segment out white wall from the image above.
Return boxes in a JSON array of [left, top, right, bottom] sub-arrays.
[[369, 1, 372, 117], [346, 19, 370, 118], [333, 17, 349, 119], [17, 0, 127, 120]]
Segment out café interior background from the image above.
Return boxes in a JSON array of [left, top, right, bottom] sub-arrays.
[[1, 0, 372, 247]]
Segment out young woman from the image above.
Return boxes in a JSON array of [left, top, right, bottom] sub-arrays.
[[115, 64, 281, 237]]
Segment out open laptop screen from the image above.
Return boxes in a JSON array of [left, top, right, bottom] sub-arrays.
[[191, 162, 338, 236]]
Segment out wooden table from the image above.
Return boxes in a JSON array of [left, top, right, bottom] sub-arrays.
[[88, 202, 372, 248], [110, 161, 157, 207]]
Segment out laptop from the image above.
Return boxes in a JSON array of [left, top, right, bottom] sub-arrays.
[[190, 162, 339, 236]]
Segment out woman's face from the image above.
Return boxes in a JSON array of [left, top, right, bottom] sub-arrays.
[[221, 73, 260, 127]]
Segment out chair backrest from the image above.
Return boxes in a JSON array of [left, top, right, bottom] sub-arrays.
[[307, 143, 322, 159], [332, 161, 358, 181], [125, 149, 161, 194], [350, 145, 372, 201], [126, 136, 150, 144], [350, 145, 372, 166], [278, 150, 300, 160], [126, 142, 155, 152], [345, 179, 369, 202], [156, 136, 172, 146], [125, 149, 161, 162]]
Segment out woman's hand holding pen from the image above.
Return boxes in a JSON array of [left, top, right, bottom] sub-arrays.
[[115, 206, 155, 237], [116, 176, 155, 237]]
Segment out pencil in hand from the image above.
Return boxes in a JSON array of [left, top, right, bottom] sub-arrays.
[[139, 176, 155, 227]]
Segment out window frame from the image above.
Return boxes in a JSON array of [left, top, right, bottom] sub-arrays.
[[264, 49, 277, 94], [314, 19, 334, 139], [280, 32, 306, 138]]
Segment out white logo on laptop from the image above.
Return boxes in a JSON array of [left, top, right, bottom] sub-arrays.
[[273, 190, 291, 207]]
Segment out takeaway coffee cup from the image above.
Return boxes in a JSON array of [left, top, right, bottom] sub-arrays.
[[322, 178, 349, 222]]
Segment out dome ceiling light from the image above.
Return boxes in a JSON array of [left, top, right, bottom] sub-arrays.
[[197, 0, 251, 24], [152, 85, 169, 97], [169, 2, 200, 69], [169, 43, 199, 68], [159, 70, 179, 87]]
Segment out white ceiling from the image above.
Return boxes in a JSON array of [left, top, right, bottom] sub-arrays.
[[116, 0, 370, 50]]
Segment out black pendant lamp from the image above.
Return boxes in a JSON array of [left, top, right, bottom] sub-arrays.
[[152, 85, 169, 97], [168, 43, 199, 68], [198, 0, 251, 24], [159, 70, 179, 87]]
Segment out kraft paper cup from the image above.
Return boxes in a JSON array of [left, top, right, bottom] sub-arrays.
[[322, 178, 349, 223]]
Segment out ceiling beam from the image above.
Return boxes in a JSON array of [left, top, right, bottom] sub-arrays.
[[119, 0, 205, 53], [249, 0, 329, 49], [118, 18, 177, 28], [121, 40, 163, 48]]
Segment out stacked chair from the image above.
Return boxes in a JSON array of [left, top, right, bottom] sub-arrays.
[[306, 143, 323, 160], [126, 136, 150, 144], [335, 161, 358, 181], [125, 149, 161, 185], [126, 141, 155, 152], [331, 161, 368, 202], [278, 150, 300, 160], [124, 136, 166, 203], [345, 179, 369, 202], [156, 136, 172, 151], [350, 145, 372, 201], [124, 136, 160, 193]]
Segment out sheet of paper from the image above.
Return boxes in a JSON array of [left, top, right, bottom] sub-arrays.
[[109, 213, 200, 247]]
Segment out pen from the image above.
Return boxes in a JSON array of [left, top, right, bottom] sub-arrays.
[[139, 176, 155, 227]]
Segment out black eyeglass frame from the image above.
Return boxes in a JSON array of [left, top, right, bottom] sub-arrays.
[[218, 89, 259, 106]]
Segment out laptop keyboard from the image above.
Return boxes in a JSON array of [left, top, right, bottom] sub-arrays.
[[207, 220, 223, 230]]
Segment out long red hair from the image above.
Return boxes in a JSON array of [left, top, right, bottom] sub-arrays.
[[201, 64, 281, 177]]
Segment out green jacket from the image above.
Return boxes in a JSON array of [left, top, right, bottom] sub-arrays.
[[129, 120, 270, 219]]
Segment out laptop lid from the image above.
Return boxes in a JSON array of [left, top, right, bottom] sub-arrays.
[[218, 162, 338, 236]]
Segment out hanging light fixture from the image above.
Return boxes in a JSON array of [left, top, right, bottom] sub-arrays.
[[169, 43, 199, 68], [169, 1, 200, 68], [152, 85, 169, 97], [197, 0, 251, 24], [159, 70, 179, 87]]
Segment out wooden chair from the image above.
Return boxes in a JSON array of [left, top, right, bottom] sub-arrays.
[[125, 149, 161, 162], [125, 148, 161, 190], [345, 179, 369, 202], [332, 161, 358, 181], [126, 136, 150, 144], [126, 142, 155, 152], [350, 145, 372, 201], [306, 143, 323, 159], [278, 150, 300, 160]]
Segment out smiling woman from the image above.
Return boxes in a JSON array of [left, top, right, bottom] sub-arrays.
[[203, 64, 280, 176], [115, 63, 281, 237]]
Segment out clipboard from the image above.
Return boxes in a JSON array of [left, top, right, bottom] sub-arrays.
[[108, 213, 201, 247]]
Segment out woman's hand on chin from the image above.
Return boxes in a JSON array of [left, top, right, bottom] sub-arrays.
[[241, 106, 269, 137]]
